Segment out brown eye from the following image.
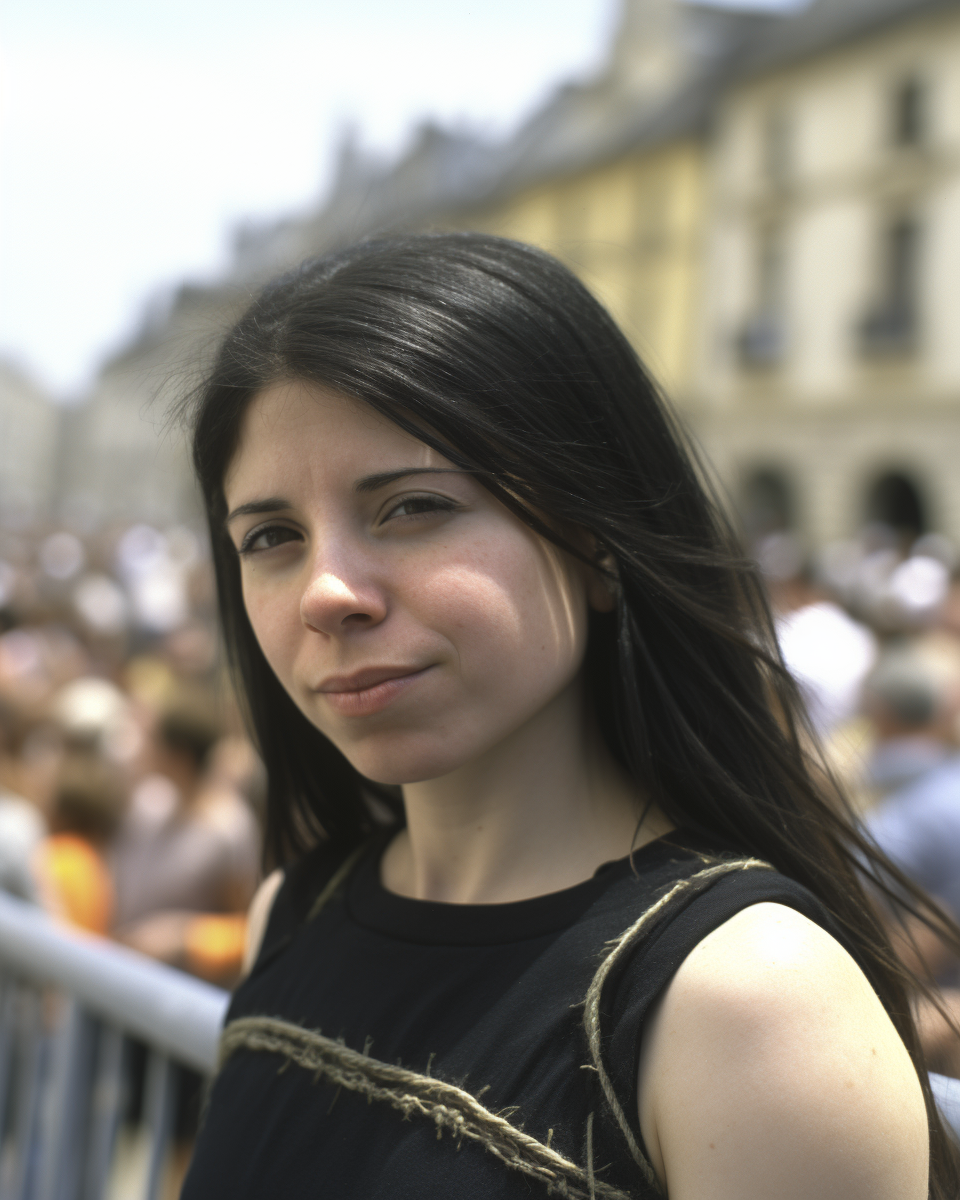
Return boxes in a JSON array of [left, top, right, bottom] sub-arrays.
[[383, 495, 458, 522], [239, 525, 302, 555]]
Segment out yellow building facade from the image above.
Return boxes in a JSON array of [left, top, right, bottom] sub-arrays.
[[446, 140, 705, 396], [438, 0, 960, 549], [693, 0, 960, 547], [72, 0, 960, 551]]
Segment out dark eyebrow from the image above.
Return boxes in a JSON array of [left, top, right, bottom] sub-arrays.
[[224, 497, 291, 525], [225, 471, 466, 524], [354, 468, 466, 494]]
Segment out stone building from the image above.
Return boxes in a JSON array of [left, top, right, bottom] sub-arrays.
[[0, 359, 60, 526], [64, 0, 745, 525], [693, 0, 960, 548], [66, 0, 960, 552], [58, 285, 246, 529]]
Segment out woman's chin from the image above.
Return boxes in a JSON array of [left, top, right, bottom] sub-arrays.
[[343, 739, 471, 788], [353, 760, 461, 788]]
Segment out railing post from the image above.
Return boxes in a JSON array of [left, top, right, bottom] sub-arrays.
[[35, 999, 95, 1200], [142, 1052, 175, 1200], [7, 987, 46, 1200], [0, 982, 18, 1148], [82, 1025, 126, 1200], [0, 897, 228, 1200]]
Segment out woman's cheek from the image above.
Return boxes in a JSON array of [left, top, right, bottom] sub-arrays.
[[430, 553, 585, 694], [243, 581, 301, 687], [422, 560, 525, 654]]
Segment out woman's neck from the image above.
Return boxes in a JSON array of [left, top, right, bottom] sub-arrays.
[[380, 680, 671, 904]]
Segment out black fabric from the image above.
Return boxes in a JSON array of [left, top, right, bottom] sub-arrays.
[[182, 830, 861, 1199]]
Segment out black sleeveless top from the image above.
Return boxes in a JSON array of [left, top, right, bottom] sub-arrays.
[[182, 829, 860, 1199]]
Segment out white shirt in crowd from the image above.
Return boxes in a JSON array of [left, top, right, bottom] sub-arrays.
[[776, 601, 877, 736]]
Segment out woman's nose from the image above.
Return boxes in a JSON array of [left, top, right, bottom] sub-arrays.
[[299, 564, 388, 635]]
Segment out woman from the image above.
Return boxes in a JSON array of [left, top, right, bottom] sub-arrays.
[[181, 234, 953, 1199]]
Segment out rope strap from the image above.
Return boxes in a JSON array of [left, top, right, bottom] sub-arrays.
[[225, 850, 774, 1197], [220, 1016, 632, 1200], [582, 855, 775, 1195]]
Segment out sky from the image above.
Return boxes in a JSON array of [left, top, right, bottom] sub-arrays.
[[0, 0, 801, 401]]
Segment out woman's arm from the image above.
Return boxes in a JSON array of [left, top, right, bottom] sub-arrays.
[[637, 902, 928, 1200], [241, 868, 284, 977]]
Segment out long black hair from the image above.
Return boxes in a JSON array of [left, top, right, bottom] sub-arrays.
[[188, 232, 957, 1192]]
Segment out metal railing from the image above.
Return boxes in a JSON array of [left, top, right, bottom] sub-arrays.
[[0, 891, 229, 1200], [931, 1072, 960, 1145], [1, 889, 959, 1196]]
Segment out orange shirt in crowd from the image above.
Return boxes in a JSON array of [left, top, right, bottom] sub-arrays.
[[34, 834, 114, 935], [184, 913, 248, 983]]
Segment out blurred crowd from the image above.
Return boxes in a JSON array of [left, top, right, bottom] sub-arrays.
[[0, 519, 263, 988], [3, 511, 960, 1077], [759, 523, 960, 1076]]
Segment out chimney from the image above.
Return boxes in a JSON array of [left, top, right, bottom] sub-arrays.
[[608, 0, 685, 100]]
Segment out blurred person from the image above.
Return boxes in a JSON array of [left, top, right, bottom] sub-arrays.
[[122, 652, 179, 712], [878, 555, 952, 633], [111, 697, 259, 984], [861, 646, 960, 1075], [862, 647, 956, 802], [52, 675, 131, 754], [916, 630, 960, 748], [4, 713, 63, 822], [938, 575, 960, 642], [162, 618, 218, 680], [181, 236, 944, 1200], [0, 696, 45, 902], [0, 623, 52, 712], [757, 534, 877, 737], [0, 618, 90, 714], [0, 794, 44, 903], [865, 647, 960, 924], [33, 753, 125, 934], [206, 733, 266, 827]]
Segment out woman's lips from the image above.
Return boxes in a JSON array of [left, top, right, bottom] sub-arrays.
[[316, 666, 433, 717]]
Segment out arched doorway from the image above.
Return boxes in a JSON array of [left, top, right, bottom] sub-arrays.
[[865, 470, 927, 537], [740, 466, 795, 538]]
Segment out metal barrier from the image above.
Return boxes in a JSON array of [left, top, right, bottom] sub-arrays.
[[0, 890, 229, 1200], [0, 888, 959, 1194], [931, 1072, 960, 1145]]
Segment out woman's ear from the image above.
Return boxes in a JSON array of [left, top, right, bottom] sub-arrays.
[[585, 544, 619, 614], [566, 527, 619, 612]]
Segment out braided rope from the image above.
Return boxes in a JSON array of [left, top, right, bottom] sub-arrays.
[[229, 846, 772, 1195], [581, 856, 774, 1195], [220, 1016, 632, 1200]]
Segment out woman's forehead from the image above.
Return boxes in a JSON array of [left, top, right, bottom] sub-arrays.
[[224, 379, 447, 498]]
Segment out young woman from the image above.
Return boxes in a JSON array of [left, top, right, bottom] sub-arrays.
[[181, 234, 953, 1199]]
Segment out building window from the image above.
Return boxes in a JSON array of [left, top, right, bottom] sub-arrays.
[[741, 467, 795, 538], [738, 225, 787, 367], [762, 104, 791, 185], [757, 228, 784, 312], [892, 75, 924, 146], [866, 471, 926, 537], [858, 215, 920, 355]]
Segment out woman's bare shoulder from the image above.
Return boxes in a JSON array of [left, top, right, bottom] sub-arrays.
[[240, 868, 285, 977], [637, 902, 928, 1200]]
